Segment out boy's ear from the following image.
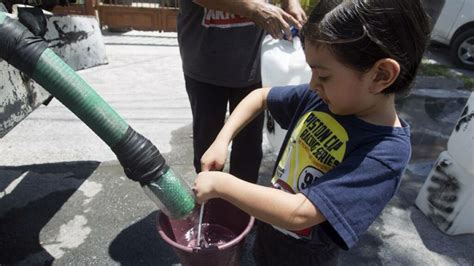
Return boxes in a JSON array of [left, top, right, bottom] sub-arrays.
[[370, 58, 400, 93]]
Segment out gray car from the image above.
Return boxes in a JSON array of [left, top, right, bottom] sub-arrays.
[[430, 0, 474, 70]]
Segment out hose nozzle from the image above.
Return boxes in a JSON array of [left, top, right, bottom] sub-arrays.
[[113, 127, 196, 219]]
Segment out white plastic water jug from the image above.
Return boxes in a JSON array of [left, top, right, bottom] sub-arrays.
[[415, 151, 474, 235], [447, 92, 474, 175], [261, 33, 311, 153], [261, 34, 311, 87]]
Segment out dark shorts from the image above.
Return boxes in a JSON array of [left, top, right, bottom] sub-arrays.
[[253, 222, 340, 266]]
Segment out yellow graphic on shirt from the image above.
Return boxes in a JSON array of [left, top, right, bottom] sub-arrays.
[[272, 111, 348, 193]]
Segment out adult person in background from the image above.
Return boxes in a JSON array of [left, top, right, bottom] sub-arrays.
[[178, 0, 306, 184]]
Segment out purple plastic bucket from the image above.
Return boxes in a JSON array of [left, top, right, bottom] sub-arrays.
[[157, 199, 255, 266]]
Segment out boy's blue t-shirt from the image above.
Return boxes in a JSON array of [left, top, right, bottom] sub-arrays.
[[266, 84, 411, 250]]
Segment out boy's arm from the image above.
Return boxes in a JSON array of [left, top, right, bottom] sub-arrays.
[[214, 87, 269, 147], [194, 171, 327, 231], [192, 0, 301, 39], [200, 87, 270, 171], [196, 87, 326, 230]]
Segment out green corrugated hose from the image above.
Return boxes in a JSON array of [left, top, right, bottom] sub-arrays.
[[33, 49, 128, 147], [0, 12, 195, 219]]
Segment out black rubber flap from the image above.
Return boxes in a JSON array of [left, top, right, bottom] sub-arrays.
[[0, 15, 48, 77], [112, 127, 169, 185], [18, 7, 48, 37]]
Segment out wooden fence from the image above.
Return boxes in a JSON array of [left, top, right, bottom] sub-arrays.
[[53, 0, 179, 31]]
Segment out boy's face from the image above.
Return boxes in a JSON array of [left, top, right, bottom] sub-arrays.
[[304, 42, 378, 116]]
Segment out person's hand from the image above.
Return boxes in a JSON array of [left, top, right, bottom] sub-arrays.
[[251, 2, 302, 40], [193, 171, 226, 204], [200, 139, 228, 172], [282, 0, 307, 26]]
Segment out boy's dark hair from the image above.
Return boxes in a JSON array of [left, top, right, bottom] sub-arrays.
[[301, 0, 431, 94]]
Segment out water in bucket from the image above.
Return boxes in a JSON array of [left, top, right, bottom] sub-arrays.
[[157, 199, 254, 266], [176, 201, 237, 249], [178, 223, 237, 248]]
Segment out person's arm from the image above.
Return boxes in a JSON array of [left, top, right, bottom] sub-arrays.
[[200, 87, 270, 171], [281, 0, 307, 24], [210, 87, 269, 150], [193, 171, 326, 230], [192, 0, 301, 39], [196, 87, 326, 230]]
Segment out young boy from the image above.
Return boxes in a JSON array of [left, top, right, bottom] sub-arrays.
[[192, 0, 431, 264]]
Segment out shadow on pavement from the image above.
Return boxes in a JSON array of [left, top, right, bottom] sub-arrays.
[[411, 208, 474, 262], [0, 161, 100, 264], [396, 89, 470, 161], [107, 123, 188, 265], [108, 211, 179, 265]]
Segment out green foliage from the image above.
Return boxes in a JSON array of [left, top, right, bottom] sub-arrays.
[[274, 0, 319, 14], [418, 62, 474, 90], [460, 76, 474, 89], [299, 0, 319, 13]]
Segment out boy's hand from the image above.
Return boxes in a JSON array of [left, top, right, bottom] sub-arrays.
[[193, 171, 226, 204], [200, 140, 228, 171]]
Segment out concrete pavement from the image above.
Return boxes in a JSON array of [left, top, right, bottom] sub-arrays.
[[0, 30, 473, 265]]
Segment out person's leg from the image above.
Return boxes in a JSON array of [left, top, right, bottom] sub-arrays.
[[228, 83, 264, 184], [184, 75, 228, 173]]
